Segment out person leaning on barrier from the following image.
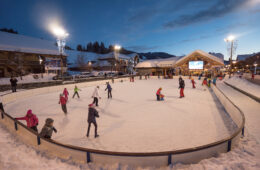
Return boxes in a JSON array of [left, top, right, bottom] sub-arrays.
[[15, 109, 39, 132], [10, 76, 18, 92], [39, 118, 57, 139]]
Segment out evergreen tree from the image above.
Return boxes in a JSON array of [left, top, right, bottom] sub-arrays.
[[76, 44, 83, 51], [86, 42, 93, 52], [100, 42, 106, 54], [93, 41, 100, 53]]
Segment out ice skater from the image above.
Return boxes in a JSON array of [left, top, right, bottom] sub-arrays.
[[213, 77, 217, 86], [15, 109, 39, 132], [105, 82, 112, 99], [191, 78, 196, 88], [202, 78, 208, 91], [63, 88, 69, 101], [208, 78, 212, 88], [156, 87, 164, 101], [179, 78, 185, 98], [0, 96, 4, 113], [86, 104, 99, 138], [39, 118, 57, 139], [72, 85, 81, 98], [10, 76, 18, 92], [92, 86, 101, 106], [59, 94, 67, 114]]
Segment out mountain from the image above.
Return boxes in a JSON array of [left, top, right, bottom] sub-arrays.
[[138, 52, 176, 60], [209, 52, 224, 61]]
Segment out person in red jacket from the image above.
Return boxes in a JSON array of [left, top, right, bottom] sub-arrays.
[[191, 78, 196, 88], [156, 88, 164, 101], [202, 78, 208, 91], [63, 88, 69, 102], [59, 94, 67, 114], [15, 109, 39, 132]]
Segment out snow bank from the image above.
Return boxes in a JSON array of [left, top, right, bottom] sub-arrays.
[[0, 73, 56, 85], [225, 77, 260, 98]]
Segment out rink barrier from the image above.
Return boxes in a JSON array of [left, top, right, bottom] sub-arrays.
[[0, 77, 245, 167]]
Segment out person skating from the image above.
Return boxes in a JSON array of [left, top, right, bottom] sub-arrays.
[[92, 86, 101, 106], [179, 78, 185, 98], [191, 78, 196, 88], [105, 82, 112, 99], [15, 109, 39, 132], [213, 77, 217, 85], [72, 85, 81, 98], [208, 78, 212, 88], [39, 118, 57, 139], [202, 78, 208, 91], [156, 87, 164, 101], [0, 96, 4, 113], [63, 88, 69, 101], [10, 76, 18, 92], [86, 104, 99, 138], [59, 94, 67, 114], [178, 76, 182, 83]]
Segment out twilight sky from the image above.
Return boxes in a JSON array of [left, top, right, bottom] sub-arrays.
[[0, 0, 260, 59]]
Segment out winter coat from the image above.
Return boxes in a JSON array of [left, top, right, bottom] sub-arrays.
[[88, 107, 99, 123], [39, 118, 57, 139], [74, 87, 80, 92], [156, 89, 161, 95], [59, 96, 67, 105], [105, 84, 112, 91], [179, 79, 185, 89], [92, 88, 100, 98], [191, 79, 195, 84], [63, 89, 69, 96], [16, 110, 38, 128], [179, 77, 182, 83], [10, 78, 18, 86]]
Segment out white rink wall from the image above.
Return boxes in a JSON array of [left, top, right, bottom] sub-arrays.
[[0, 77, 245, 167]]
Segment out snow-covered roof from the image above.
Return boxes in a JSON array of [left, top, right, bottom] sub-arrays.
[[175, 50, 224, 66], [93, 60, 111, 67], [135, 57, 178, 68], [0, 31, 60, 55], [98, 52, 135, 60]]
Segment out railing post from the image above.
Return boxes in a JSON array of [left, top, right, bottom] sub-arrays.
[[0, 102, 4, 113], [14, 121, 18, 131], [1, 110, 4, 119], [37, 136, 41, 145], [227, 140, 232, 152], [86, 152, 91, 163], [168, 154, 172, 166]]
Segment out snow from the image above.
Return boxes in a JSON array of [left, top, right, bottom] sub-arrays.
[[5, 79, 236, 152], [225, 76, 260, 98], [1, 79, 260, 169], [0, 73, 56, 85], [135, 57, 178, 68], [0, 31, 60, 55]]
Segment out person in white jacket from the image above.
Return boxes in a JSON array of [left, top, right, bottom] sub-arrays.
[[92, 86, 101, 106]]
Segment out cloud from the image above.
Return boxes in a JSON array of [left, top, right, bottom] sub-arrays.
[[164, 0, 247, 29], [126, 45, 159, 52]]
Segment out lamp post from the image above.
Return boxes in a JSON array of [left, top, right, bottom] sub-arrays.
[[88, 61, 92, 72], [224, 35, 236, 74], [51, 27, 68, 81], [254, 62, 257, 75], [39, 56, 43, 78], [114, 45, 121, 73]]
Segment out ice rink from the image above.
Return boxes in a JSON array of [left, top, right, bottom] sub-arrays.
[[5, 78, 237, 152]]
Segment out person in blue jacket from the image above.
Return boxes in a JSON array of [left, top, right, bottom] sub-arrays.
[[105, 82, 112, 98]]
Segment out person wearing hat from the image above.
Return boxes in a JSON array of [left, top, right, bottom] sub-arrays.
[[105, 82, 112, 99], [179, 78, 185, 98], [86, 104, 99, 138], [15, 109, 39, 132], [92, 86, 101, 106], [39, 118, 57, 139], [59, 93, 67, 114], [63, 88, 69, 101]]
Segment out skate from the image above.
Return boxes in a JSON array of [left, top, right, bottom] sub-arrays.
[[95, 134, 99, 138]]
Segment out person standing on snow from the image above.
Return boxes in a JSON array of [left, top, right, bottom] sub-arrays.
[[63, 88, 69, 101], [178, 76, 182, 83], [39, 118, 57, 139], [15, 109, 39, 132], [10, 76, 18, 92], [92, 86, 101, 106], [86, 104, 99, 138], [0, 96, 4, 113], [72, 85, 81, 98], [105, 82, 112, 99], [179, 78, 185, 98], [59, 94, 67, 114], [191, 78, 196, 88]]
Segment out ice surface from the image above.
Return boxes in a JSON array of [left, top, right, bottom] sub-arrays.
[[5, 79, 236, 152]]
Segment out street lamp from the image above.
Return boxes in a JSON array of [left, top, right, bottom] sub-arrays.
[[39, 56, 43, 78], [224, 35, 236, 74], [88, 61, 92, 71], [114, 45, 121, 72], [51, 26, 69, 80], [254, 62, 258, 74]]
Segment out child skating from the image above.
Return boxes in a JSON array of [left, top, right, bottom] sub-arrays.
[[156, 88, 164, 101], [72, 85, 81, 98]]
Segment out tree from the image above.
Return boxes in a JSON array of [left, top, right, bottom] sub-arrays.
[[100, 42, 106, 54], [86, 42, 93, 52], [75, 54, 87, 68], [0, 28, 18, 34], [93, 41, 100, 53], [76, 44, 83, 51]]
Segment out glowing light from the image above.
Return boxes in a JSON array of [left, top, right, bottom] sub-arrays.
[[114, 45, 121, 51], [51, 26, 68, 38], [224, 35, 235, 42]]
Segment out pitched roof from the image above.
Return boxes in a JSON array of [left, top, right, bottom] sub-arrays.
[[135, 57, 179, 68], [0, 31, 60, 55]]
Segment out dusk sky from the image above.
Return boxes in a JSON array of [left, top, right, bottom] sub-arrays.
[[1, 0, 260, 60]]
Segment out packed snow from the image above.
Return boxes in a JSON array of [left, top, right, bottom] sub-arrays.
[[0, 73, 56, 85], [5, 79, 236, 152], [225, 76, 260, 98]]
